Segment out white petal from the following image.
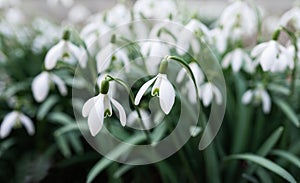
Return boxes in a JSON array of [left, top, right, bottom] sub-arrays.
[[190, 62, 204, 84], [111, 97, 126, 126], [88, 97, 104, 136], [176, 68, 186, 83], [202, 83, 213, 106], [242, 90, 253, 104], [134, 76, 157, 105], [19, 113, 35, 135], [103, 94, 112, 117], [68, 43, 88, 68], [222, 53, 232, 69], [212, 85, 222, 105], [232, 49, 243, 72], [50, 73, 67, 96], [45, 41, 64, 70], [32, 71, 50, 102], [151, 75, 162, 95], [261, 90, 271, 113], [96, 44, 113, 73], [260, 41, 277, 71], [82, 95, 98, 117], [251, 42, 268, 57], [159, 75, 175, 114], [0, 112, 18, 138]]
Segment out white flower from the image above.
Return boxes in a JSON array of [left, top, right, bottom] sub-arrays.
[[280, 7, 300, 30], [47, 0, 74, 8], [68, 4, 91, 24], [0, 111, 35, 138], [96, 43, 130, 73], [177, 19, 211, 55], [82, 93, 126, 136], [127, 110, 153, 130], [135, 73, 175, 114], [176, 62, 204, 103], [251, 40, 293, 72], [32, 71, 67, 102], [210, 27, 228, 54], [45, 39, 87, 70], [199, 82, 222, 107], [219, 1, 257, 41], [222, 48, 256, 73], [133, 0, 177, 20], [242, 87, 271, 113], [189, 125, 201, 137], [105, 4, 131, 27]]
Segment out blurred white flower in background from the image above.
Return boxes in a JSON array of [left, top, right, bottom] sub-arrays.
[[32, 71, 67, 102], [251, 40, 293, 72], [127, 109, 153, 130], [47, 0, 74, 8], [287, 38, 300, 61], [0, 111, 35, 138], [219, 1, 257, 42], [45, 32, 88, 70], [199, 82, 222, 106], [210, 27, 228, 53], [133, 0, 177, 20], [105, 4, 131, 27], [280, 6, 300, 30], [68, 4, 91, 24], [176, 19, 211, 55], [96, 42, 130, 73], [222, 48, 256, 73], [177, 62, 204, 104], [242, 86, 271, 113]]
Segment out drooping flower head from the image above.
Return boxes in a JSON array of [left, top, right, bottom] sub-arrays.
[[135, 57, 175, 114], [82, 78, 126, 136], [242, 85, 271, 113]]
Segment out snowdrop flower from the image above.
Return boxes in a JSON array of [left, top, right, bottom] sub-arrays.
[[82, 79, 126, 136], [222, 48, 256, 73], [0, 111, 34, 138], [105, 4, 131, 27], [199, 82, 222, 107], [68, 4, 91, 24], [219, 1, 257, 41], [189, 125, 202, 137], [210, 27, 228, 54], [242, 86, 271, 113], [135, 59, 175, 114], [47, 0, 74, 8], [45, 30, 88, 70], [32, 71, 67, 102], [133, 0, 177, 20], [176, 62, 204, 103], [251, 40, 293, 72], [96, 37, 130, 73], [177, 19, 211, 55], [127, 110, 153, 130], [280, 7, 300, 30], [287, 39, 300, 61]]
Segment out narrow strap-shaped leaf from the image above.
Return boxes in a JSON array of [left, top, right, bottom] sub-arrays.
[[37, 96, 59, 120], [274, 98, 300, 127], [271, 150, 300, 168], [86, 133, 146, 183], [257, 127, 284, 156], [256, 167, 273, 183], [225, 154, 297, 183]]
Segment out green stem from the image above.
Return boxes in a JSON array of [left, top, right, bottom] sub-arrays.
[[105, 75, 152, 143]]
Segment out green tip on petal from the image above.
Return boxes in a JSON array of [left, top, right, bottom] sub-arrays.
[[62, 30, 71, 40], [272, 28, 282, 40], [110, 34, 116, 44], [152, 88, 159, 96], [104, 109, 111, 118]]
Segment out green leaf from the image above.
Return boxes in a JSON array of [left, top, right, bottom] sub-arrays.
[[86, 133, 146, 183], [113, 165, 134, 178], [0, 138, 15, 157], [226, 154, 297, 183], [47, 112, 74, 125], [274, 98, 300, 127], [271, 150, 300, 168], [257, 127, 284, 156], [37, 96, 59, 120], [55, 135, 71, 158], [256, 167, 273, 183]]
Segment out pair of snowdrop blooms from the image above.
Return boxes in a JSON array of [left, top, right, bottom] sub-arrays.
[[32, 30, 87, 103], [82, 58, 176, 136]]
